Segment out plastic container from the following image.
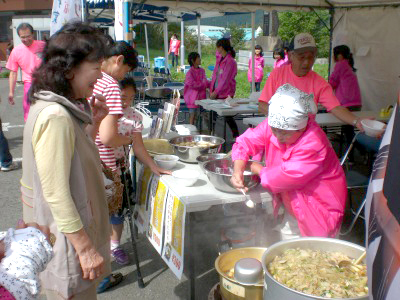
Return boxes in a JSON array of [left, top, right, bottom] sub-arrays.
[[172, 169, 200, 186], [154, 155, 179, 170], [154, 57, 166, 68], [361, 119, 385, 137]]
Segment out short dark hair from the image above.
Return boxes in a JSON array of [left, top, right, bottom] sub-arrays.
[[17, 23, 34, 35], [188, 52, 200, 67], [29, 21, 107, 102], [273, 48, 285, 60], [216, 38, 236, 58], [255, 45, 264, 56], [119, 76, 137, 93], [106, 41, 138, 71]]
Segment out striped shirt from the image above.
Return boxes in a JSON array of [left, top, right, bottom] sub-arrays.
[[93, 72, 123, 171]]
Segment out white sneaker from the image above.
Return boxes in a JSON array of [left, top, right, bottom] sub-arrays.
[[1, 162, 18, 172]]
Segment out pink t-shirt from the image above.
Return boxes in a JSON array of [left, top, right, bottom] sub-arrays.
[[5, 40, 45, 83], [259, 64, 340, 112], [170, 40, 178, 52]]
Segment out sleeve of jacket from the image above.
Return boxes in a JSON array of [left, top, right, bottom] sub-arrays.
[[328, 63, 340, 90], [259, 145, 325, 194], [232, 120, 269, 161], [185, 69, 207, 91]]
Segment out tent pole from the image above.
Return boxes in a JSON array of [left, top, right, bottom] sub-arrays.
[[81, 0, 86, 22], [123, 0, 133, 43], [328, 7, 334, 76], [144, 23, 150, 70], [164, 21, 169, 72], [180, 19, 185, 70], [251, 12, 255, 93], [197, 14, 201, 58]]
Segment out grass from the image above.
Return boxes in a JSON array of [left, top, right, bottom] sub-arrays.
[[0, 70, 10, 78], [135, 46, 329, 98]]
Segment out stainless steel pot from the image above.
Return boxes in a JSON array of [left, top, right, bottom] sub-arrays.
[[261, 237, 368, 300], [168, 135, 225, 163], [204, 159, 260, 193], [215, 247, 267, 300]]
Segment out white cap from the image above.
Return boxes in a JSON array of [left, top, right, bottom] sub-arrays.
[[290, 33, 317, 52], [268, 84, 317, 130]]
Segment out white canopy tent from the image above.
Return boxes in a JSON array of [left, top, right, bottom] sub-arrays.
[[142, 0, 400, 109], [87, 0, 400, 108]]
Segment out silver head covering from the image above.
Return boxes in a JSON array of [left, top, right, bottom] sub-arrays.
[[268, 84, 317, 130]]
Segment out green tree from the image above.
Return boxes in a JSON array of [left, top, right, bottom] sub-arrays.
[[278, 10, 330, 58], [225, 24, 246, 51]]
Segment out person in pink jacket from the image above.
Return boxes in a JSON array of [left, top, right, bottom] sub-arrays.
[[231, 84, 347, 239], [168, 34, 180, 68], [184, 52, 209, 125], [247, 45, 265, 92], [273, 48, 286, 69], [209, 38, 239, 137]]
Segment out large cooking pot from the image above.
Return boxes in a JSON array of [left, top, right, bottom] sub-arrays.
[[261, 238, 368, 300], [168, 135, 225, 163], [215, 247, 267, 300]]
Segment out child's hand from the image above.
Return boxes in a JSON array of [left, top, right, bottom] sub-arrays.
[[151, 165, 172, 176]]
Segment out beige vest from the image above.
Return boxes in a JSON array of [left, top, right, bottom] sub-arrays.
[[21, 93, 110, 298]]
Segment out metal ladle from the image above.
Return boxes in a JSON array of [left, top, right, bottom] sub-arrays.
[[338, 250, 367, 271], [240, 188, 255, 208]]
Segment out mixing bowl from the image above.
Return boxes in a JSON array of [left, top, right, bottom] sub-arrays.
[[203, 159, 260, 193], [196, 153, 227, 173], [168, 135, 225, 163]]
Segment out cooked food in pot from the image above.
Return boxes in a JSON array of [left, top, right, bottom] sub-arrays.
[[267, 248, 368, 298], [176, 141, 216, 147]]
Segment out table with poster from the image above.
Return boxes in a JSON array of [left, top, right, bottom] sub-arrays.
[[132, 161, 273, 299]]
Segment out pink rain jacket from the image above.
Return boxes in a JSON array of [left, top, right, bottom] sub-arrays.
[[247, 55, 265, 82], [184, 67, 209, 108], [210, 53, 237, 99], [232, 119, 347, 237]]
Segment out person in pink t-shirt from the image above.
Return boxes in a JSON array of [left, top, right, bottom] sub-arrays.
[[168, 34, 181, 67], [6, 23, 45, 121], [258, 33, 368, 132]]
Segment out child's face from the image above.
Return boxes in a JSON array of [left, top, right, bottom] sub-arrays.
[[121, 86, 135, 109], [255, 49, 261, 55], [194, 56, 201, 66], [274, 53, 281, 60]]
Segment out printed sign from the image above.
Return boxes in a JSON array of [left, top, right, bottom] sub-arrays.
[[50, 0, 82, 36], [147, 178, 168, 254], [133, 166, 153, 233], [161, 187, 186, 279]]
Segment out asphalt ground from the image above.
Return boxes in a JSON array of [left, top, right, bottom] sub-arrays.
[[0, 78, 366, 299]]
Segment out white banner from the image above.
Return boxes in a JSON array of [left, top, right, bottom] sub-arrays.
[[115, 0, 124, 41], [50, 0, 82, 36]]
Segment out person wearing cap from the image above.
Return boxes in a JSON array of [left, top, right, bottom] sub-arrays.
[[258, 33, 366, 131], [231, 84, 347, 238]]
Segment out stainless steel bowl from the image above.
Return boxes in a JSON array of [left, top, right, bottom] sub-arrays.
[[261, 238, 368, 300], [196, 153, 227, 173], [168, 135, 225, 163], [203, 159, 260, 193], [234, 258, 263, 285]]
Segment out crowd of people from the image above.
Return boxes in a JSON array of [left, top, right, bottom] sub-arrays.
[[1, 20, 372, 299]]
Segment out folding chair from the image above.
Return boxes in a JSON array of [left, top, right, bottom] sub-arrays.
[[339, 132, 370, 235]]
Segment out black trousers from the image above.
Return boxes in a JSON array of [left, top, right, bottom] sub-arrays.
[[170, 53, 178, 67]]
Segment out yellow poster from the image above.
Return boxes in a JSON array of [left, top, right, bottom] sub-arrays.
[[152, 180, 167, 233], [171, 196, 184, 256], [139, 167, 152, 206]]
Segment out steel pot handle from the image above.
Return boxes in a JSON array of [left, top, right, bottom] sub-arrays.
[[217, 240, 233, 255]]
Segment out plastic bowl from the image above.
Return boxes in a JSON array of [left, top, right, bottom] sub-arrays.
[[361, 119, 385, 137], [172, 169, 200, 187], [154, 155, 179, 170]]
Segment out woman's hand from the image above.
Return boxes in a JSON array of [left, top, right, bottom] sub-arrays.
[[78, 247, 105, 280], [150, 165, 172, 176], [231, 171, 246, 192], [90, 94, 109, 125]]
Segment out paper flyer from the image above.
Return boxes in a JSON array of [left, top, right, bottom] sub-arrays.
[[147, 178, 168, 254], [161, 187, 186, 279], [133, 165, 153, 233]]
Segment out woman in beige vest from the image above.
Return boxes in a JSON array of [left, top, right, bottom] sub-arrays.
[[20, 22, 111, 299]]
